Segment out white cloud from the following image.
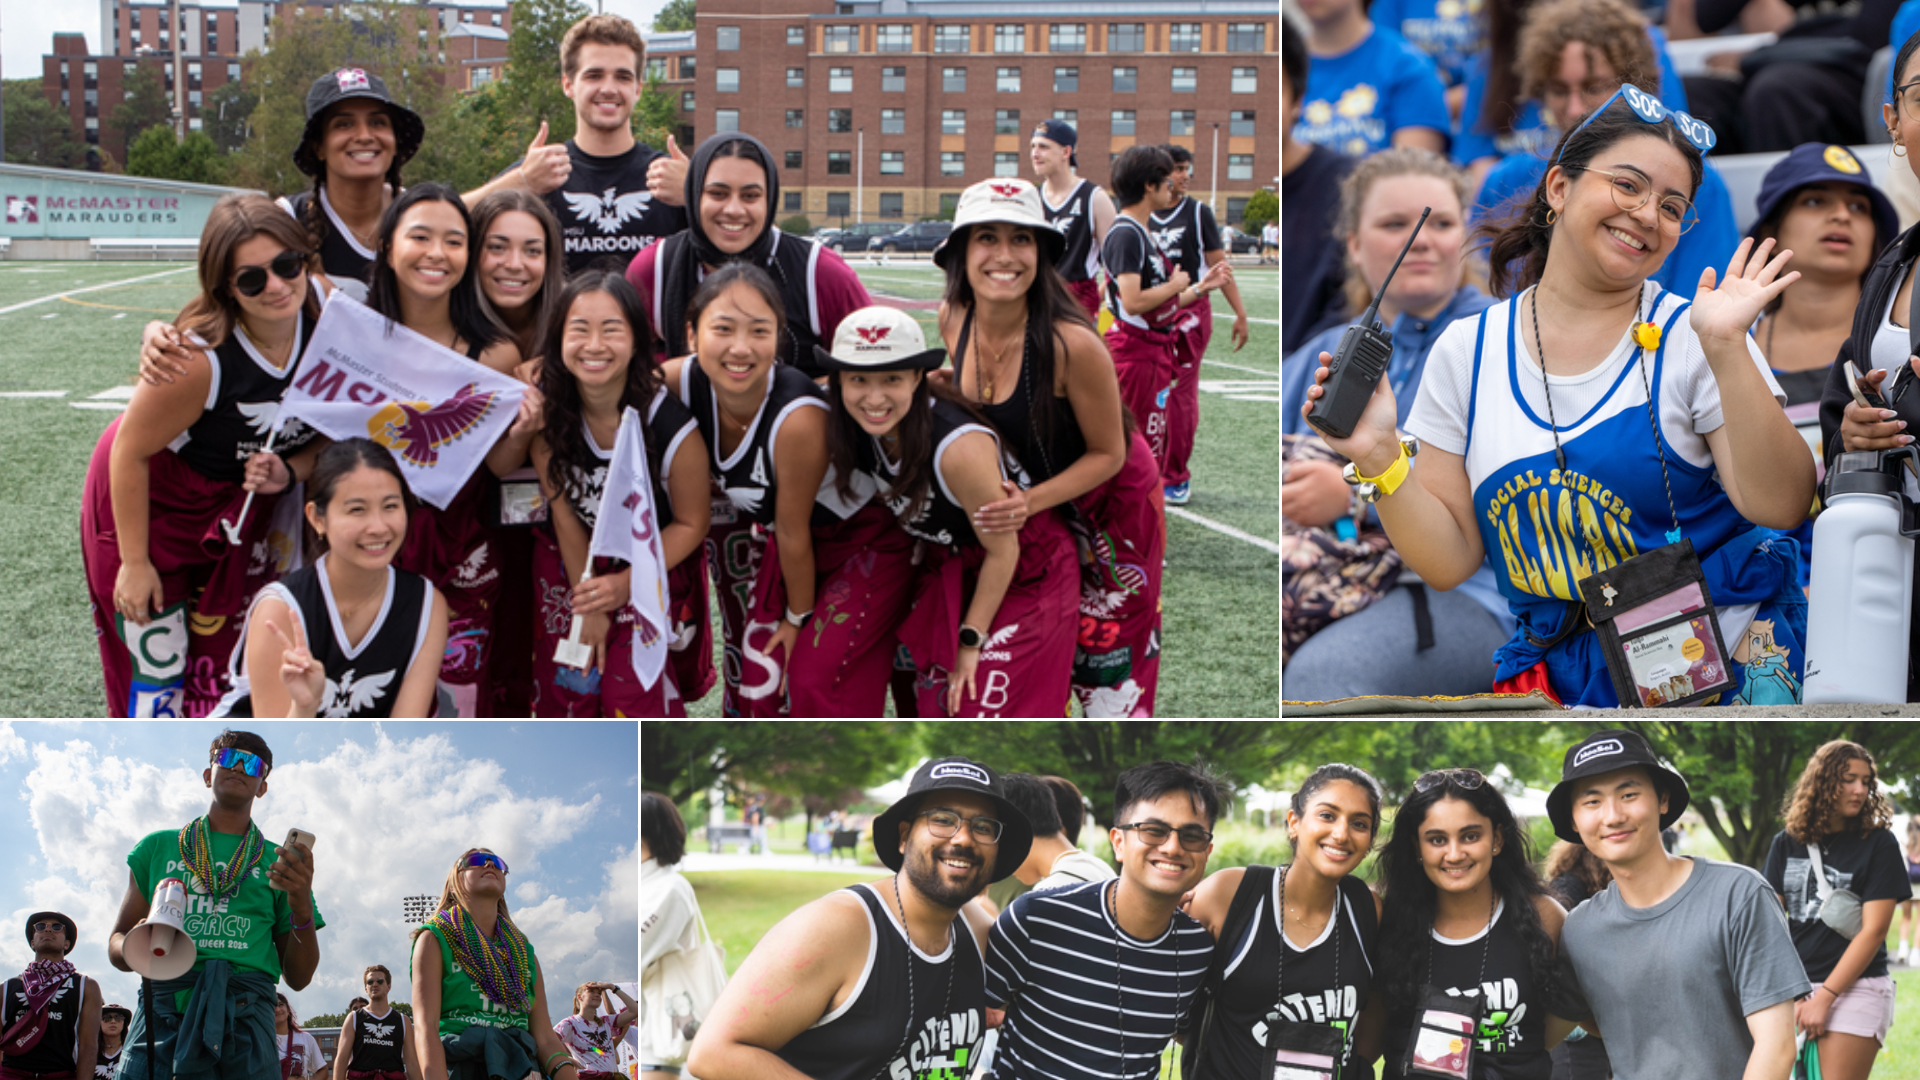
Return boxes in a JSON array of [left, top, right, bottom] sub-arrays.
[[8, 728, 630, 1020]]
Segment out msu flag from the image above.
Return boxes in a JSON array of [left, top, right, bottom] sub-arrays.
[[587, 406, 670, 689], [274, 294, 525, 509]]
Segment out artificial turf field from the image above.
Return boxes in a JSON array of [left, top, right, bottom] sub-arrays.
[[0, 257, 1278, 717]]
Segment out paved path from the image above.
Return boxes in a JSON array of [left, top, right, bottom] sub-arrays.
[[680, 851, 882, 873]]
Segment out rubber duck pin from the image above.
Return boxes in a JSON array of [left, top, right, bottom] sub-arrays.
[[1630, 321, 1661, 351]]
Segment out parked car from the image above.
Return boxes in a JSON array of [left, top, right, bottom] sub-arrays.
[[813, 227, 844, 244], [868, 221, 954, 254], [821, 222, 899, 252], [1221, 226, 1261, 254]]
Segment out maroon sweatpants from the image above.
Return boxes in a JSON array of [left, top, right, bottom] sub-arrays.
[[1067, 278, 1104, 325], [1106, 321, 1178, 476], [395, 473, 500, 715], [529, 527, 683, 717], [1165, 297, 1212, 487], [1070, 430, 1166, 716]]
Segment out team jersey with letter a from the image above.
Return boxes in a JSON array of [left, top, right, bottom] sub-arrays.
[[776, 883, 985, 1080], [168, 313, 321, 484], [1043, 179, 1101, 282], [1149, 197, 1223, 280], [1103, 216, 1177, 331], [126, 827, 327, 981], [861, 398, 1019, 549], [418, 921, 539, 1036], [212, 557, 434, 719], [279, 190, 377, 302], [3, 972, 86, 1073], [680, 361, 865, 527], [347, 1006, 407, 1072], [524, 141, 687, 274]]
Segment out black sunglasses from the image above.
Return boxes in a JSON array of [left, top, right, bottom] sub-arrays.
[[233, 250, 308, 298]]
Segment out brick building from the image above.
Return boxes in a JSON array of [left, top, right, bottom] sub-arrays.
[[686, 0, 1277, 228]]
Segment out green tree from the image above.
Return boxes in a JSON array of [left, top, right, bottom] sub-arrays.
[[127, 127, 228, 184], [643, 722, 920, 808], [653, 0, 696, 32], [204, 79, 258, 155], [3, 79, 87, 169], [1241, 189, 1277, 230], [110, 65, 174, 161], [632, 75, 679, 157], [495, 0, 589, 152], [1306, 721, 1565, 802]]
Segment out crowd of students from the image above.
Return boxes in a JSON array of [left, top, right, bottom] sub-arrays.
[[1283, 0, 1920, 705], [640, 733, 1911, 1080], [82, 10, 1261, 719]]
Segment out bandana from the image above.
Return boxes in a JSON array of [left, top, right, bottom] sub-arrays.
[[178, 818, 266, 904], [19, 960, 73, 999], [433, 906, 533, 1013]]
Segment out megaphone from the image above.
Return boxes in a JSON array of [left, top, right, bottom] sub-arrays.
[[125, 877, 196, 980]]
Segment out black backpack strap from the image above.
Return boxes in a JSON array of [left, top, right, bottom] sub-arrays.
[[1183, 865, 1277, 1079]]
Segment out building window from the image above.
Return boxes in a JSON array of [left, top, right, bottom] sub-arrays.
[[994, 24, 1024, 52], [1053, 109, 1077, 123], [1113, 67, 1136, 93], [995, 109, 1021, 135], [880, 193, 903, 218], [648, 58, 669, 81], [228, 62, 240, 80], [828, 108, 853, 133], [1170, 23, 1203, 52], [1170, 109, 1195, 135], [717, 68, 739, 92], [188, 61, 202, 88], [471, 66, 492, 86], [1054, 67, 1077, 93], [883, 66, 906, 92], [828, 191, 851, 217], [824, 25, 857, 53], [716, 109, 740, 132], [1227, 23, 1266, 52], [876, 25, 911, 52], [1050, 24, 1086, 52], [1108, 23, 1145, 52], [942, 109, 966, 134], [1112, 109, 1135, 136], [830, 67, 853, 92], [716, 26, 740, 50], [682, 90, 695, 110], [996, 67, 1020, 93], [880, 151, 904, 175], [1232, 67, 1258, 93], [786, 109, 804, 128], [941, 151, 965, 176], [934, 25, 969, 52], [828, 151, 851, 175], [786, 150, 803, 170], [881, 108, 905, 134], [492, 12, 501, 26], [1230, 110, 1256, 136], [942, 67, 967, 93], [785, 191, 802, 212], [1228, 154, 1254, 180], [1171, 67, 1196, 93], [781, 68, 804, 90], [1227, 196, 1249, 224], [679, 57, 696, 79], [787, 25, 804, 46], [994, 152, 1019, 177]]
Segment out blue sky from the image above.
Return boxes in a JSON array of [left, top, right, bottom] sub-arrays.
[[0, 721, 636, 1023]]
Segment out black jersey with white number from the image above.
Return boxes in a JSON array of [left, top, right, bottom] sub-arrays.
[[347, 1006, 407, 1073], [213, 557, 434, 719], [3, 972, 86, 1074], [281, 190, 376, 303], [1043, 178, 1101, 282], [521, 141, 688, 274], [681, 360, 851, 528], [1381, 899, 1552, 1080], [1150, 197, 1223, 281], [169, 313, 321, 484], [863, 399, 1011, 550], [776, 883, 986, 1080]]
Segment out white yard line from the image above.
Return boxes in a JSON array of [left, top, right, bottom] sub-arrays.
[[1167, 506, 1281, 556], [0, 266, 194, 317], [0, 390, 68, 398], [1201, 359, 1278, 376]]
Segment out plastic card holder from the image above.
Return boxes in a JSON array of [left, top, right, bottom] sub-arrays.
[[1401, 987, 1479, 1080], [1264, 1016, 1346, 1080], [1578, 538, 1732, 708]]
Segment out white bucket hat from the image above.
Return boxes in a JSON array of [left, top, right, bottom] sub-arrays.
[[812, 305, 947, 372], [931, 178, 1067, 271]]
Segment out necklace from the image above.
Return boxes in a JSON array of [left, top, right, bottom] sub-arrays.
[[976, 320, 1024, 404], [434, 904, 533, 1012], [1270, 864, 1340, 1045], [177, 817, 265, 905], [1107, 878, 1184, 1079], [874, 876, 955, 1080]]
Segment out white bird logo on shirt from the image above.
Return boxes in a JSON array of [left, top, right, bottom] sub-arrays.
[[564, 188, 654, 234], [321, 668, 395, 716], [237, 400, 279, 436], [727, 486, 766, 515], [363, 1022, 396, 1039], [1152, 226, 1188, 255], [454, 543, 492, 585]]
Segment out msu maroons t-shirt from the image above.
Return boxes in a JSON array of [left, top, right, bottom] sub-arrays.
[[509, 140, 688, 274], [128, 825, 328, 980], [1763, 827, 1909, 982]]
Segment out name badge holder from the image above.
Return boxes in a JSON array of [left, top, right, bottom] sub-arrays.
[[1398, 899, 1494, 1080], [1265, 865, 1349, 1080]]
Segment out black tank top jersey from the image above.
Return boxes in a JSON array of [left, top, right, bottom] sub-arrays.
[[1043, 178, 1101, 282], [1381, 900, 1551, 1080], [1149, 197, 1221, 280], [215, 558, 434, 719], [555, 389, 698, 531], [3, 972, 86, 1073], [1104, 216, 1175, 332], [95, 1046, 121, 1080], [282, 190, 376, 301], [347, 1006, 407, 1072], [776, 883, 987, 1080], [863, 398, 1009, 549], [1214, 873, 1379, 1079], [169, 314, 321, 484], [953, 313, 1089, 487], [680, 360, 848, 528]]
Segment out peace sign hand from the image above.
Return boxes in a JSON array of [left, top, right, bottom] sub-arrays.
[[266, 617, 324, 718], [1689, 236, 1801, 349]]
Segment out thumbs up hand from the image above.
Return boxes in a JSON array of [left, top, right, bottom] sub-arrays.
[[519, 121, 573, 195], [647, 134, 691, 207]]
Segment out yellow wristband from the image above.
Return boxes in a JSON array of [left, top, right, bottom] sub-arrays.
[[1342, 438, 1419, 502]]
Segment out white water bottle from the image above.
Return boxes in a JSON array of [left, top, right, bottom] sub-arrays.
[[1804, 450, 1914, 704]]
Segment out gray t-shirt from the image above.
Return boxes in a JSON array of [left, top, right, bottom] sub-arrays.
[[1031, 849, 1117, 893], [1562, 857, 1808, 1080]]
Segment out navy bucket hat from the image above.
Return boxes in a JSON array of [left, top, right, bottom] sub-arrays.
[[1747, 143, 1898, 254]]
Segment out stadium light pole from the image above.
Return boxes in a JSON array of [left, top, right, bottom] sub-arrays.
[[856, 126, 864, 225], [1209, 122, 1220, 217]]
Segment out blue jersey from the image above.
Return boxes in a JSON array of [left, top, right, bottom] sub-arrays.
[[1370, 0, 1484, 88], [1297, 25, 1452, 157], [1452, 28, 1689, 166]]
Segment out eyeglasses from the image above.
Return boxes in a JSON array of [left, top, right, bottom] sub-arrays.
[[28, 920, 65, 934], [1116, 822, 1215, 852], [1413, 768, 1488, 793], [214, 746, 267, 777], [465, 851, 509, 873], [1567, 167, 1700, 236], [1559, 84, 1716, 163], [232, 250, 308, 298], [1896, 79, 1920, 122], [914, 809, 1004, 844]]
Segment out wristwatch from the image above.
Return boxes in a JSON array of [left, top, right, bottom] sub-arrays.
[[784, 607, 812, 628], [1342, 437, 1420, 503], [958, 625, 985, 649]]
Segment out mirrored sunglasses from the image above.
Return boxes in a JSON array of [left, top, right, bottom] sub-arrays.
[[214, 746, 267, 777], [232, 250, 308, 298], [1559, 84, 1716, 162], [1413, 768, 1487, 793], [465, 851, 509, 874]]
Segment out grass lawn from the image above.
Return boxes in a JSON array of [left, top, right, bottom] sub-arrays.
[[684, 868, 881, 975]]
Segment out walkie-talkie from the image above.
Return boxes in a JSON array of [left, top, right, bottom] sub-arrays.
[[1306, 206, 1431, 440]]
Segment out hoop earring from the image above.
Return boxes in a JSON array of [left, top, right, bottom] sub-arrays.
[[1897, 142, 1909, 159], [1545, 208, 1559, 225]]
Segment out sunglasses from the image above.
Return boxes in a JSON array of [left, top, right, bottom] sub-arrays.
[[1413, 768, 1488, 793], [214, 746, 267, 777], [465, 851, 509, 874], [1559, 84, 1716, 163], [28, 920, 65, 934], [232, 250, 308, 298]]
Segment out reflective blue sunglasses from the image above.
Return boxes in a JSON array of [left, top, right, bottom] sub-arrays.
[[214, 747, 267, 778], [1558, 83, 1716, 162], [465, 851, 509, 874]]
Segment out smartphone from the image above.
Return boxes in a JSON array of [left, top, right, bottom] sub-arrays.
[[270, 828, 317, 891]]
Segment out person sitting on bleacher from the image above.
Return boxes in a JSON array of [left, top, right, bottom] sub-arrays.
[[1676, 0, 1898, 153], [1295, 0, 1452, 157], [1475, 0, 1742, 297]]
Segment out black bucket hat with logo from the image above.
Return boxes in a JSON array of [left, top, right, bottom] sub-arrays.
[[1546, 728, 1691, 844], [872, 756, 1033, 883], [293, 67, 426, 178]]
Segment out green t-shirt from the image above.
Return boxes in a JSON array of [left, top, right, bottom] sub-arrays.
[[419, 921, 539, 1037], [127, 825, 327, 981]]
